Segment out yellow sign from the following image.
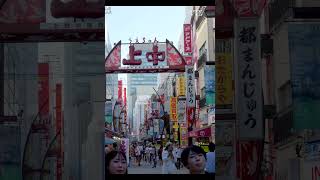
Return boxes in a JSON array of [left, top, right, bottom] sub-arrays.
[[170, 97, 178, 121], [173, 122, 179, 129], [177, 76, 186, 96], [216, 53, 233, 106]]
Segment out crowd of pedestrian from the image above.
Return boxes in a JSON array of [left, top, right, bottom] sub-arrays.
[[104, 138, 215, 176]]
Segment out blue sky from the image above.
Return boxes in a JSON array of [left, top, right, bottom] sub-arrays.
[[106, 6, 186, 49], [105, 6, 186, 82]]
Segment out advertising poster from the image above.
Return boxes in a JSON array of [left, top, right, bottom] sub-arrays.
[[235, 18, 262, 139], [288, 23, 320, 129]]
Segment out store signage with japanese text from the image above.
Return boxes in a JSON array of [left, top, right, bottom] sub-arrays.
[[236, 18, 262, 139], [170, 97, 177, 122], [185, 65, 195, 107], [177, 76, 186, 97], [178, 99, 186, 124], [216, 39, 233, 108], [184, 24, 192, 53], [105, 40, 186, 73]]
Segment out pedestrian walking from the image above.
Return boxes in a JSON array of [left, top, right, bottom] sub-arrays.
[[181, 145, 207, 174], [205, 142, 215, 175], [105, 150, 128, 175], [151, 144, 157, 168], [158, 144, 163, 166], [162, 142, 177, 174], [135, 145, 142, 166], [176, 146, 182, 170]]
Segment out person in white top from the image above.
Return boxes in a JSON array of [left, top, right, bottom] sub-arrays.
[[205, 142, 215, 174], [176, 146, 182, 169], [162, 142, 177, 174]]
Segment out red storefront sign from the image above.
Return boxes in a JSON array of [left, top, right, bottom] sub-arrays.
[[239, 141, 262, 180], [188, 127, 212, 137], [184, 24, 192, 53]]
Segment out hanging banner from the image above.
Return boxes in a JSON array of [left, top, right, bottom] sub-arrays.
[[105, 101, 113, 124], [288, 23, 320, 129], [177, 76, 186, 97], [185, 65, 195, 107], [216, 0, 234, 29], [187, 107, 195, 129], [184, 24, 192, 53], [236, 18, 262, 139], [205, 65, 215, 106], [178, 99, 186, 124], [170, 97, 177, 122], [216, 39, 233, 108]]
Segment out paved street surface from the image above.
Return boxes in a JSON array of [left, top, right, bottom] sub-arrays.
[[128, 161, 189, 174]]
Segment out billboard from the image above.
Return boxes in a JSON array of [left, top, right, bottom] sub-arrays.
[[235, 18, 262, 139], [288, 23, 320, 129]]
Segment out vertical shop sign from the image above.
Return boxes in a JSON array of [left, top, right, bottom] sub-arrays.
[[184, 24, 192, 53], [236, 18, 262, 139], [170, 97, 177, 122]]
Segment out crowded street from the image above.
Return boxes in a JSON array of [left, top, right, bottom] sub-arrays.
[[104, 6, 215, 175]]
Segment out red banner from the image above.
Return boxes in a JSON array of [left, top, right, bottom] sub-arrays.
[[56, 84, 62, 180], [184, 56, 193, 66], [187, 107, 195, 128], [216, 0, 234, 29], [38, 63, 49, 123], [239, 141, 262, 180], [184, 24, 192, 53], [118, 80, 122, 102], [124, 88, 127, 106]]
